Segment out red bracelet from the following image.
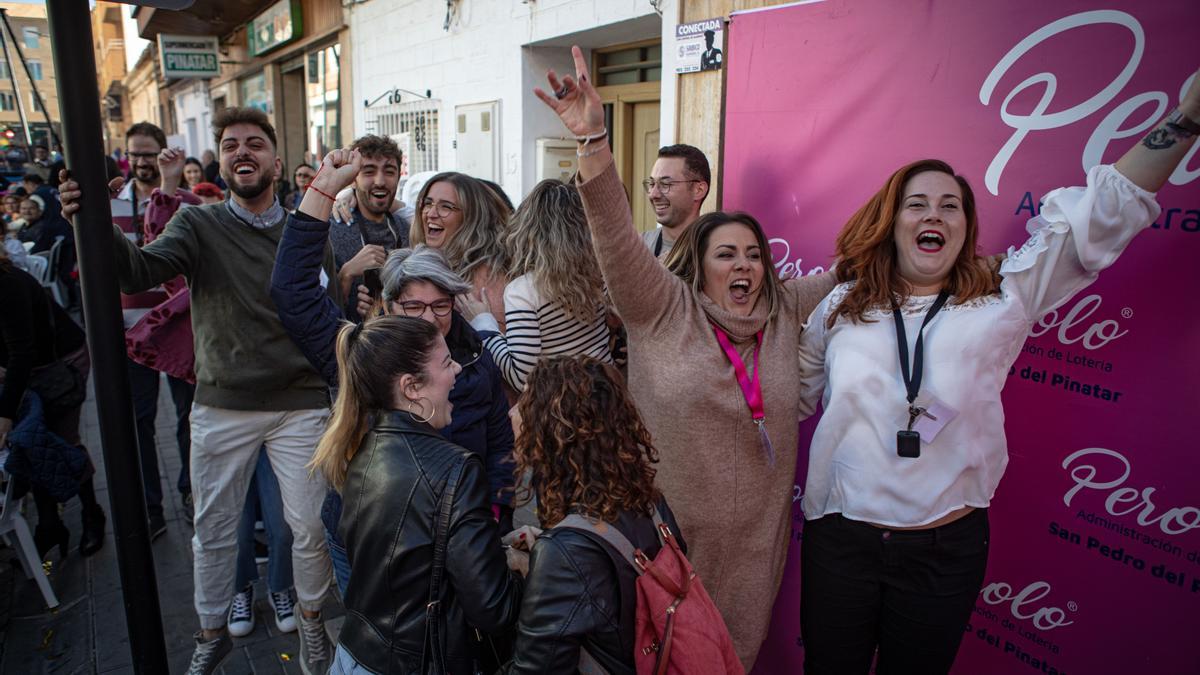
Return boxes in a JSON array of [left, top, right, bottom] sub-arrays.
[[308, 184, 336, 202], [307, 165, 337, 202]]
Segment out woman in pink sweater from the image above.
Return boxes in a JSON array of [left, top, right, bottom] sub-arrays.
[[534, 47, 834, 670]]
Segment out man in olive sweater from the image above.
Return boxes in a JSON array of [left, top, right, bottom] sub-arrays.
[[61, 108, 335, 675]]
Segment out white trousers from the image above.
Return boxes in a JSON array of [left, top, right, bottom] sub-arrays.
[[189, 404, 332, 629]]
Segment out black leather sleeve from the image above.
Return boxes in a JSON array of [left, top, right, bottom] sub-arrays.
[[503, 534, 614, 674], [444, 456, 524, 634]]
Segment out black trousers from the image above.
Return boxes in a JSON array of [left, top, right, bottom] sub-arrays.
[[801, 509, 989, 675]]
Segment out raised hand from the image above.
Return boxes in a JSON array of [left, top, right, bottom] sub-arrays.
[[314, 148, 362, 196], [158, 146, 187, 194], [298, 148, 362, 222], [1113, 68, 1200, 192], [533, 45, 605, 139]]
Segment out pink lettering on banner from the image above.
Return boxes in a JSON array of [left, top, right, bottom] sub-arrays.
[[723, 1, 1199, 673]]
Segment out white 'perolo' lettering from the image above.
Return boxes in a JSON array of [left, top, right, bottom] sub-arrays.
[[979, 581, 1075, 631], [1061, 448, 1200, 536], [980, 10, 1144, 196]]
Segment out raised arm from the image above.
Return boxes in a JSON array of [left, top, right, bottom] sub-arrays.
[[1000, 71, 1198, 320], [146, 149, 201, 296], [271, 148, 361, 386], [1113, 71, 1200, 192], [534, 46, 686, 331]]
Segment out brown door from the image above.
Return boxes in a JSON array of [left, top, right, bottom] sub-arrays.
[[280, 67, 306, 177], [630, 100, 660, 234]]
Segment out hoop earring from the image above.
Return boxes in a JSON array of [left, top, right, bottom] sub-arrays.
[[408, 398, 436, 425]]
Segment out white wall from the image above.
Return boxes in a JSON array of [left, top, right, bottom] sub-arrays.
[[172, 79, 212, 158], [348, 0, 660, 202], [658, 0, 679, 146]]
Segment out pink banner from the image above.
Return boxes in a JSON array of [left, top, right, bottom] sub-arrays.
[[722, 2, 1200, 673]]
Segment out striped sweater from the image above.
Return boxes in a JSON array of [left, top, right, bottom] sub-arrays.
[[470, 273, 611, 392]]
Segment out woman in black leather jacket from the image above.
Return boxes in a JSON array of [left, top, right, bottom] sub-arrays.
[[502, 356, 686, 674], [310, 316, 523, 674]]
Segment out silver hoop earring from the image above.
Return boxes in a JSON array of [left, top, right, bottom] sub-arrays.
[[408, 399, 436, 425]]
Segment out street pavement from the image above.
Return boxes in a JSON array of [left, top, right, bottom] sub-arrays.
[[0, 373, 344, 674]]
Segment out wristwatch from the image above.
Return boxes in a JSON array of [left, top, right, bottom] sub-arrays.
[[1167, 108, 1200, 136]]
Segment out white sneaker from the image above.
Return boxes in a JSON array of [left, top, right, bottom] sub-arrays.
[[271, 589, 297, 633], [227, 585, 255, 637], [185, 630, 232, 675], [298, 612, 332, 675]]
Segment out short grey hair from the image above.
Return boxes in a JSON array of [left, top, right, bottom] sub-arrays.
[[381, 245, 472, 302]]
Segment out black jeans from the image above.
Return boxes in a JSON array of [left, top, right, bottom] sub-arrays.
[[127, 358, 195, 515], [801, 509, 989, 675]]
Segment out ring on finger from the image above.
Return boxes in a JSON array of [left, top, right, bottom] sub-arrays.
[[555, 84, 570, 99]]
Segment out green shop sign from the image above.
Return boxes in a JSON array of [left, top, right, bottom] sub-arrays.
[[248, 0, 303, 57], [157, 34, 220, 79]]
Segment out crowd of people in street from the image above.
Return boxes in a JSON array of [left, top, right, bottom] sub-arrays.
[[0, 42, 1196, 675]]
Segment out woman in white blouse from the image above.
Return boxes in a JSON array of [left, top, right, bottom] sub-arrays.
[[460, 179, 612, 392], [796, 73, 1199, 675]]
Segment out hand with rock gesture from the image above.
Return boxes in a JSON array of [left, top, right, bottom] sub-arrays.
[[298, 147, 362, 221], [534, 45, 610, 180]]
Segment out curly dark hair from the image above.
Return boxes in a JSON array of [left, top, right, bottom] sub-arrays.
[[514, 356, 660, 526]]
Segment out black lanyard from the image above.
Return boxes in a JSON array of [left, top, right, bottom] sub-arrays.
[[653, 229, 664, 257], [893, 290, 950, 408]]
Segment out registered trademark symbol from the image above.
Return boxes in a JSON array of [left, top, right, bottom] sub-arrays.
[[1120, 308, 1133, 319], [1067, 601, 1078, 612]]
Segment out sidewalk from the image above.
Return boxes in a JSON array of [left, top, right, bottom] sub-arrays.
[[0, 374, 343, 673]]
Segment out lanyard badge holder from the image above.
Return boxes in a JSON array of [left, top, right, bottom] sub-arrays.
[[893, 290, 949, 458], [712, 326, 775, 466]]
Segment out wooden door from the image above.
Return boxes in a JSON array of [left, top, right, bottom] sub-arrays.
[[630, 100, 660, 233]]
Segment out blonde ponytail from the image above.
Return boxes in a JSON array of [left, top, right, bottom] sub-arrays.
[[311, 322, 370, 488]]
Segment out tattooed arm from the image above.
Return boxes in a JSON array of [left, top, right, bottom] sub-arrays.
[[1113, 70, 1199, 192]]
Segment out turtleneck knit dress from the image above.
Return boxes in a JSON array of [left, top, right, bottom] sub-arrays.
[[578, 161, 835, 669]]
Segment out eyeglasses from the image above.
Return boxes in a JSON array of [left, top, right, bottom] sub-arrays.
[[641, 178, 699, 195], [394, 298, 454, 318], [127, 152, 159, 161], [421, 199, 462, 219]]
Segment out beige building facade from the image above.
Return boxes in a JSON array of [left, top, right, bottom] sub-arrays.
[[92, 2, 129, 154], [0, 2, 61, 162]]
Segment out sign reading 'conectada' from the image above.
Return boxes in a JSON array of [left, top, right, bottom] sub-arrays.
[[157, 34, 220, 79]]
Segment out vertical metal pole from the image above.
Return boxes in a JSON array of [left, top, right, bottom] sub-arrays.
[[0, 19, 33, 150], [43, 1, 168, 672], [0, 8, 62, 149]]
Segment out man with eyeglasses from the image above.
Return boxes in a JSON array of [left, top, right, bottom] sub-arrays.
[[641, 144, 712, 258], [111, 121, 201, 539]]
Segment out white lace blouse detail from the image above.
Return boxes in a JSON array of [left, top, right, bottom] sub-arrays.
[[797, 165, 1160, 527]]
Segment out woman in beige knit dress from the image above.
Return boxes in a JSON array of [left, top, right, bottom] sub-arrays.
[[534, 47, 835, 670]]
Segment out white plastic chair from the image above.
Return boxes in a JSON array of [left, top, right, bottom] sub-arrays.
[[0, 452, 60, 609], [23, 252, 48, 283], [43, 237, 68, 307]]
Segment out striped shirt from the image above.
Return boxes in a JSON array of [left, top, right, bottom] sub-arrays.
[[470, 273, 612, 392]]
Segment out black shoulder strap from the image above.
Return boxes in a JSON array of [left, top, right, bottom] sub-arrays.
[[422, 456, 467, 675], [653, 229, 663, 257]]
